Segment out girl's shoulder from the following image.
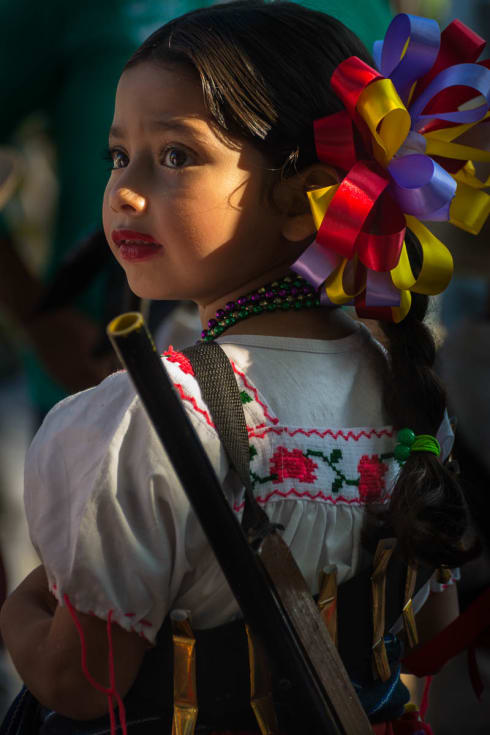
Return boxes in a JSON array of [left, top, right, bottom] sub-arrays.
[[38, 346, 221, 441]]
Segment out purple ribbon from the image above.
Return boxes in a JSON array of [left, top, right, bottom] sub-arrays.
[[388, 154, 457, 220], [374, 14, 441, 103], [365, 270, 401, 307], [291, 239, 340, 289], [409, 63, 490, 127]]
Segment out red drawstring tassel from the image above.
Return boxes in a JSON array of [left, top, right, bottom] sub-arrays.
[[419, 675, 432, 721], [64, 595, 127, 735]]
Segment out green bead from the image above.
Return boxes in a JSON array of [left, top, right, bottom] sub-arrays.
[[204, 335, 213, 343], [305, 299, 313, 308], [293, 279, 302, 287], [294, 301, 303, 309], [214, 325, 224, 335], [394, 444, 411, 462], [267, 303, 277, 311], [225, 317, 233, 326], [397, 428, 415, 446], [314, 298, 321, 306], [253, 305, 263, 314], [239, 309, 248, 319]]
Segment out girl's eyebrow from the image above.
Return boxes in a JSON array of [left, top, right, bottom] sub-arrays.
[[109, 118, 213, 144]]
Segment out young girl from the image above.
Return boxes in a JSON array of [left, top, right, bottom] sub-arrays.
[[1, 1, 488, 733]]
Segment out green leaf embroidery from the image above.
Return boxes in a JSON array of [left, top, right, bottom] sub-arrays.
[[240, 391, 253, 404]]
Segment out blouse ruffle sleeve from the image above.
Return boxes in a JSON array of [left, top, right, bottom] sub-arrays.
[[24, 363, 228, 644]]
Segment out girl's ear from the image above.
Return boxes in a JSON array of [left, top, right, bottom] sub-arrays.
[[274, 164, 339, 243]]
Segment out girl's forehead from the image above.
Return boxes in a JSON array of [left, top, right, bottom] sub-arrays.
[[113, 62, 210, 134]]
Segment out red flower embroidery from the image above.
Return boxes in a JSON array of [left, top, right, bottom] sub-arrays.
[[270, 446, 318, 484], [163, 346, 194, 375], [357, 454, 388, 502]]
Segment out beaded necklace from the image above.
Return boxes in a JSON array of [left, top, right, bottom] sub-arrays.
[[200, 274, 321, 342]]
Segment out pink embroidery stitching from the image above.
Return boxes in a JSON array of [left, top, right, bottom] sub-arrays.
[[230, 360, 279, 425], [357, 454, 388, 502], [270, 446, 318, 483], [248, 427, 394, 440], [174, 383, 216, 428], [233, 487, 391, 511], [163, 346, 194, 375]]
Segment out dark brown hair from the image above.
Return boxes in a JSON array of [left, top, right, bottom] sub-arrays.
[[126, 0, 476, 566]]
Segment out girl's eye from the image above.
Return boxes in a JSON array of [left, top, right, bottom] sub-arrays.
[[162, 146, 193, 169], [111, 149, 129, 170]]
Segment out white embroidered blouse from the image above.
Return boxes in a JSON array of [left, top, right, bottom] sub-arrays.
[[24, 323, 453, 644]]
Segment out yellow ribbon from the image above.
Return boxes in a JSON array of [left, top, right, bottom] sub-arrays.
[[308, 184, 338, 230], [357, 78, 411, 166], [404, 215, 454, 295]]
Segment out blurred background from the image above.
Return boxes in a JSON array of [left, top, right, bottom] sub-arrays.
[[0, 0, 488, 730]]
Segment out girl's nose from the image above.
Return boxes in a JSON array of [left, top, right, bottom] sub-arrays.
[[110, 187, 148, 215]]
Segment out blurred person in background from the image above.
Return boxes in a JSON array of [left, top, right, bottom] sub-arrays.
[[424, 268, 490, 732]]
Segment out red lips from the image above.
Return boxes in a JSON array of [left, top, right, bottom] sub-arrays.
[[112, 229, 160, 246], [111, 229, 163, 262]]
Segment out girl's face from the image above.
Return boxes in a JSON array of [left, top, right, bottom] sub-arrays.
[[103, 62, 293, 307]]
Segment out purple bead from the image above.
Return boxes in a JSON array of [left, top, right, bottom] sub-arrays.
[[201, 329, 208, 339], [279, 289, 288, 298], [225, 301, 235, 313], [237, 297, 248, 306], [208, 318, 218, 329], [302, 286, 311, 295], [291, 287, 298, 296], [265, 290, 274, 300], [216, 309, 226, 319], [251, 293, 261, 302]]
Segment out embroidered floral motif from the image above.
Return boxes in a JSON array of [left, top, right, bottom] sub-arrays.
[[240, 390, 253, 404], [305, 449, 360, 493], [357, 454, 388, 502], [270, 446, 318, 484], [248, 444, 392, 498], [163, 346, 194, 375]]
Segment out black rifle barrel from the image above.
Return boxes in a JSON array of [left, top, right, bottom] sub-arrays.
[[107, 312, 355, 734]]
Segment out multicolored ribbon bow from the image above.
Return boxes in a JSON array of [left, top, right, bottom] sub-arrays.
[[292, 13, 490, 321]]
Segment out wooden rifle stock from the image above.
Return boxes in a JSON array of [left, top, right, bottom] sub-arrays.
[[107, 312, 372, 735]]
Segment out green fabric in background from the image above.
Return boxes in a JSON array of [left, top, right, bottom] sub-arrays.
[[0, 0, 215, 413], [293, 0, 393, 54]]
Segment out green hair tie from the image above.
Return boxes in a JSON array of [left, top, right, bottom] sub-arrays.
[[394, 429, 441, 462]]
